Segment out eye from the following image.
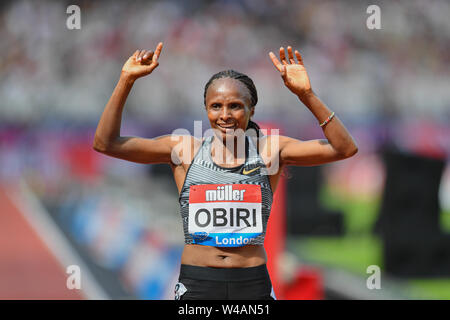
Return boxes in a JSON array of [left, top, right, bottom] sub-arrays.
[[231, 103, 243, 109], [210, 103, 221, 109]]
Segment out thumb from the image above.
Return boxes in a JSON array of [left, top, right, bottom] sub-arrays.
[[144, 61, 159, 74]]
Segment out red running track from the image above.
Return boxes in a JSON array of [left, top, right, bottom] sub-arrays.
[[0, 184, 83, 300]]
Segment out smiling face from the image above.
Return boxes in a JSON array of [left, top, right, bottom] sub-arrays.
[[205, 78, 255, 142]]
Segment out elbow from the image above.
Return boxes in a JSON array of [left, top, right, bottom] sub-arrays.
[[344, 145, 358, 158], [92, 136, 109, 153], [336, 144, 358, 160], [349, 146, 358, 157]]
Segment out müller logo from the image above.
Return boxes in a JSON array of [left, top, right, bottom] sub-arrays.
[[188, 184, 263, 246], [205, 185, 246, 202]]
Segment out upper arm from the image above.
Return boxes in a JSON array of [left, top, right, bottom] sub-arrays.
[[278, 135, 350, 166], [94, 134, 196, 165]]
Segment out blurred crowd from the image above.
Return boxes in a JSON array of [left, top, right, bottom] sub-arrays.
[[0, 0, 449, 126], [1, 0, 450, 299]]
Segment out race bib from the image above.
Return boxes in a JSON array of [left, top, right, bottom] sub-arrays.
[[188, 184, 263, 247]]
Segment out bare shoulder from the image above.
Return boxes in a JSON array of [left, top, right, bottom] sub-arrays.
[[170, 134, 203, 166], [257, 135, 301, 152], [255, 135, 287, 167], [258, 134, 311, 168]]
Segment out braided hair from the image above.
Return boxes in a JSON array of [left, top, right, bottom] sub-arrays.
[[204, 70, 261, 137]]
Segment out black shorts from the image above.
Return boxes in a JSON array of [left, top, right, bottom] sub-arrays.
[[174, 264, 276, 300]]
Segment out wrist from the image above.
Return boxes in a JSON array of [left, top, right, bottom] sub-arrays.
[[120, 71, 137, 84], [296, 88, 315, 101]]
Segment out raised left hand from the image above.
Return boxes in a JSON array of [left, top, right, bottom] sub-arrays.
[[269, 46, 312, 97]]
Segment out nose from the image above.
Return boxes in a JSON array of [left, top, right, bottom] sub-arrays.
[[220, 106, 232, 122]]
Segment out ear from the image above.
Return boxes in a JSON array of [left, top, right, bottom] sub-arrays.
[[250, 106, 255, 118]]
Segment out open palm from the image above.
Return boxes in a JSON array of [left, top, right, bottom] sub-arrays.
[[269, 46, 312, 96]]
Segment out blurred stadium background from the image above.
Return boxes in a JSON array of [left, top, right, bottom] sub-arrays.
[[0, 0, 449, 299]]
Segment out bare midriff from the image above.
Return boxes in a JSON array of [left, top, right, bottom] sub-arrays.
[[180, 244, 267, 268], [174, 139, 281, 269]]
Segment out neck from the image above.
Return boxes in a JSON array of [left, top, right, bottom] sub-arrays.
[[211, 134, 246, 166]]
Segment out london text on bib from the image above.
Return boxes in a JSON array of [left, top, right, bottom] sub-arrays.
[[188, 184, 263, 247]]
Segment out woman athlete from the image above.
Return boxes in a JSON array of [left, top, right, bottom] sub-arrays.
[[93, 42, 358, 300]]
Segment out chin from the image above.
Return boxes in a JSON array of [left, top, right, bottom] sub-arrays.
[[213, 127, 245, 143]]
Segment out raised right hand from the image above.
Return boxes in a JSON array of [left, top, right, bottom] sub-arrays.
[[121, 42, 163, 80]]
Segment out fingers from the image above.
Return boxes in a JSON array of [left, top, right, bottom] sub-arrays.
[[269, 51, 283, 72], [295, 50, 304, 65], [142, 51, 154, 65], [133, 42, 163, 67], [279, 47, 288, 65], [152, 42, 163, 64], [270, 46, 304, 67], [139, 50, 145, 61], [287, 46, 296, 64], [134, 49, 155, 66], [269, 51, 287, 82], [137, 50, 151, 65], [142, 51, 154, 61], [135, 50, 144, 62]]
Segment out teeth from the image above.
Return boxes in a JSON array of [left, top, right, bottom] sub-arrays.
[[219, 124, 235, 129]]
